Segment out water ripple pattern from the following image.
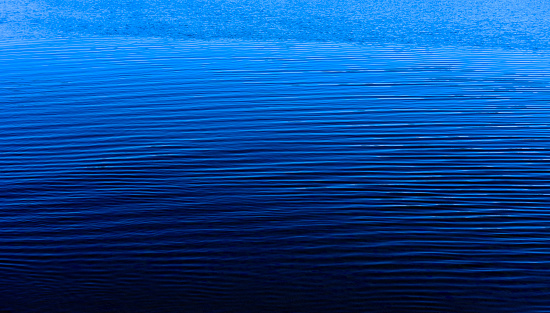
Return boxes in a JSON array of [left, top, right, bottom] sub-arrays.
[[1, 38, 550, 312]]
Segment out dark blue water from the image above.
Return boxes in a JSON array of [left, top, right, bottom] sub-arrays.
[[2, 1, 550, 312]]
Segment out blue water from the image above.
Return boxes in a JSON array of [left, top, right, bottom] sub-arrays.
[[2, 1, 550, 312]]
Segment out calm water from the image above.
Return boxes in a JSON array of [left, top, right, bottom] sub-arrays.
[[2, 1, 550, 312]]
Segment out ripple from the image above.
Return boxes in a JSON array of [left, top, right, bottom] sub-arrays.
[[1, 38, 550, 312]]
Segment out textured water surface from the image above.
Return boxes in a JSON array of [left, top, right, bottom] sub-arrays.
[[2, 37, 550, 312], [3, 0, 550, 48], [2, 0, 550, 311]]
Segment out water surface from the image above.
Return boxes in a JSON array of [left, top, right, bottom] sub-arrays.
[[2, 1, 550, 312]]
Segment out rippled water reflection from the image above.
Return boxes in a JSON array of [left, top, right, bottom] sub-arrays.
[[1, 38, 550, 312]]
